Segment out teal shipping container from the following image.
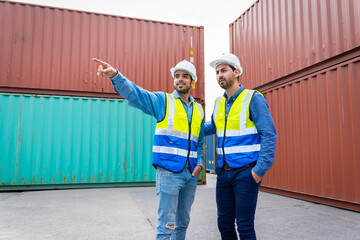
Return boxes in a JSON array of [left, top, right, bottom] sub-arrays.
[[0, 93, 157, 190], [205, 135, 215, 174]]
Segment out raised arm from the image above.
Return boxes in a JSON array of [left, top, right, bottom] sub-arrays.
[[92, 58, 166, 121]]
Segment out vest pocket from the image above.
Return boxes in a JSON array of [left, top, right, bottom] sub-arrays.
[[227, 118, 240, 130], [166, 135, 181, 147]]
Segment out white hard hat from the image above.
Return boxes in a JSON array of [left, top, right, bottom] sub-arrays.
[[170, 60, 197, 82], [210, 53, 243, 75]]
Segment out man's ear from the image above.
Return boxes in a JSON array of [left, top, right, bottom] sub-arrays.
[[234, 69, 240, 78]]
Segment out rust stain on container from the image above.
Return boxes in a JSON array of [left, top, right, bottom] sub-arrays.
[[99, 174, 104, 182], [0, 1, 205, 101], [230, 0, 360, 89], [90, 175, 95, 183], [107, 173, 113, 181], [71, 173, 76, 183]]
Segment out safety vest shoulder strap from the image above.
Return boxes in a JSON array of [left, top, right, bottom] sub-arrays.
[[239, 89, 255, 130], [167, 94, 175, 129], [194, 101, 204, 121], [212, 96, 224, 123], [157, 93, 175, 129]]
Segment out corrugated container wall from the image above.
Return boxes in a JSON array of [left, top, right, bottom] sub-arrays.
[[0, 1, 206, 190], [0, 1, 205, 101], [230, 0, 360, 89], [263, 57, 360, 212], [230, 0, 360, 211], [0, 93, 157, 190]]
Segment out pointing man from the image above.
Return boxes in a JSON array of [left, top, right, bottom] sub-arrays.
[[93, 58, 204, 240]]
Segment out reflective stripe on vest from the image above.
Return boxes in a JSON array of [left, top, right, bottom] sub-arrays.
[[213, 89, 260, 168], [154, 128, 199, 142], [152, 93, 204, 172], [153, 146, 198, 158], [216, 144, 260, 155]]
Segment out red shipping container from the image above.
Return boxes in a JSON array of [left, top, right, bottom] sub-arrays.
[[229, 0, 360, 211], [0, 1, 205, 100], [230, 0, 360, 89], [262, 54, 360, 212]]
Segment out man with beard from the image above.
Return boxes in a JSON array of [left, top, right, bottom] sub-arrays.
[[93, 58, 204, 240], [204, 53, 277, 240]]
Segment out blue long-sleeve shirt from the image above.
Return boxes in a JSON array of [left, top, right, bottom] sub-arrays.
[[109, 71, 204, 167], [204, 85, 277, 177]]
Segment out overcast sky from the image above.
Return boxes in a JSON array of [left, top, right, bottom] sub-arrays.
[[10, 0, 257, 120]]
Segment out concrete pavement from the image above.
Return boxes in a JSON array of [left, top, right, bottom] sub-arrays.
[[1, 173, 359, 240]]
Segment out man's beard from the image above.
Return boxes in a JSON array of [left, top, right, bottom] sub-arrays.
[[218, 76, 235, 90], [175, 82, 191, 93], [175, 85, 191, 93]]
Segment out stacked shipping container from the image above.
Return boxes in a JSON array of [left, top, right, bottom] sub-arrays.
[[0, 1, 205, 99], [0, 93, 157, 189], [230, 0, 360, 211], [0, 1, 205, 190]]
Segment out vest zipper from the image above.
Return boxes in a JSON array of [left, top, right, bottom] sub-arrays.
[[187, 107, 193, 163], [222, 113, 227, 162], [187, 121, 191, 162]]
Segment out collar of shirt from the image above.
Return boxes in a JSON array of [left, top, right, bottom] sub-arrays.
[[224, 85, 245, 104], [223, 85, 244, 115]]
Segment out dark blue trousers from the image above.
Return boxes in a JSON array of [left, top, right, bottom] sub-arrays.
[[216, 166, 261, 240]]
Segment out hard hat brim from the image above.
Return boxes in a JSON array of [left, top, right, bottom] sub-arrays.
[[170, 67, 197, 82], [210, 59, 243, 75]]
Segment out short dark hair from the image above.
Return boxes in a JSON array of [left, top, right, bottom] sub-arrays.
[[228, 65, 239, 81]]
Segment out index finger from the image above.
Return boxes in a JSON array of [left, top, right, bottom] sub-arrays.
[[92, 58, 108, 67]]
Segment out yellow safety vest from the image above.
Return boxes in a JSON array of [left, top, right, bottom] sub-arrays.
[[153, 93, 204, 172], [213, 89, 260, 168]]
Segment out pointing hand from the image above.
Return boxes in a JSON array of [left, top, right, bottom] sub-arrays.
[[92, 58, 117, 78]]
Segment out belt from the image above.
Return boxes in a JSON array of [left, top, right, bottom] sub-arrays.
[[223, 161, 256, 170]]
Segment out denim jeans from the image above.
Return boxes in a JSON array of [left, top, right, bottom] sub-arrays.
[[155, 165, 197, 240], [216, 166, 261, 240]]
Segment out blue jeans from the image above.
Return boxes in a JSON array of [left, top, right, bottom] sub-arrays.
[[155, 165, 197, 240], [216, 166, 261, 240]]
